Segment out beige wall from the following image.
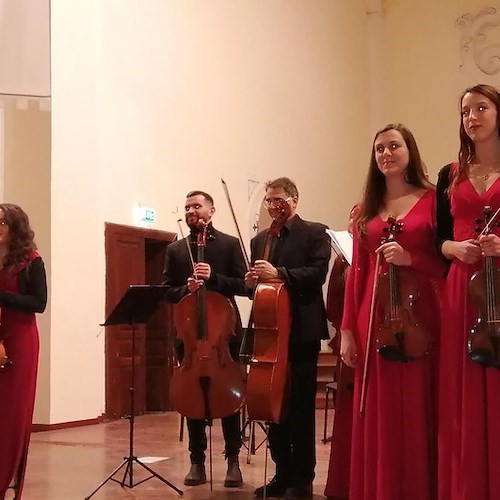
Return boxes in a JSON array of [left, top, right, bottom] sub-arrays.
[[2, 99, 51, 423], [47, 0, 370, 424], [377, 0, 500, 180], [27, 0, 500, 424]]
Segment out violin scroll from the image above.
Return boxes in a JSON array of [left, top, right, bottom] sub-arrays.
[[267, 198, 292, 237], [196, 219, 208, 248], [382, 216, 403, 242]]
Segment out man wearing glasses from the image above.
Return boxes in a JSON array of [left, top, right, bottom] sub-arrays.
[[245, 177, 331, 500]]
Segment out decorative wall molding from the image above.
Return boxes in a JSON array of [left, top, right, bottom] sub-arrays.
[[456, 7, 500, 75], [365, 0, 383, 15]]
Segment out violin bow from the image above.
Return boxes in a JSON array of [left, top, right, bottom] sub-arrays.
[[176, 219, 199, 280], [221, 178, 251, 271], [359, 250, 381, 417]]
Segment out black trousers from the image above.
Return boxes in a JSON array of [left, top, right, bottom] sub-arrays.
[[175, 338, 243, 464], [187, 412, 242, 464], [268, 340, 320, 486]]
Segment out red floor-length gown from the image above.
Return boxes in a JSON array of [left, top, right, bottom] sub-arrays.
[[438, 174, 500, 500], [0, 253, 41, 499], [324, 254, 354, 500], [342, 189, 443, 500], [324, 360, 353, 499]]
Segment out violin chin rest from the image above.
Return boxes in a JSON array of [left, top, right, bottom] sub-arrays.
[[468, 348, 496, 368]]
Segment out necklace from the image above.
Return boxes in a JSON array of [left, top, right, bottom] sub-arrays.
[[470, 163, 500, 181], [476, 171, 500, 181]]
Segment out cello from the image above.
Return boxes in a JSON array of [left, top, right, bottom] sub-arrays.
[[468, 205, 500, 368], [169, 220, 246, 420], [376, 217, 430, 362], [244, 197, 292, 423], [221, 179, 292, 424]]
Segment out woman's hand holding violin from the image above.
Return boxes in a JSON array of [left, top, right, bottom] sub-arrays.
[[340, 329, 358, 368], [442, 239, 482, 264], [376, 241, 412, 266], [478, 233, 500, 257]]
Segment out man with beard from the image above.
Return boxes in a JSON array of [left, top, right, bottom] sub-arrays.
[[162, 190, 247, 488]]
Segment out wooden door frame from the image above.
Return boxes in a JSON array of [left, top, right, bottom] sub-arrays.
[[104, 222, 177, 418]]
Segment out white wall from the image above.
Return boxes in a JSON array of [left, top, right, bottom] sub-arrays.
[[48, 0, 370, 423], [0, 0, 50, 97]]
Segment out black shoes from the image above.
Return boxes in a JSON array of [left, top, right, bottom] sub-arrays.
[[284, 483, 313, 499], [224, 455, 243, 487], [254, 476, 289, 497], [183, 463, 206, 486], [184, 458, 243, 488]]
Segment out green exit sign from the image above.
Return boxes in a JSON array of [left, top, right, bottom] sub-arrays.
[[139, 207, 155, 223]]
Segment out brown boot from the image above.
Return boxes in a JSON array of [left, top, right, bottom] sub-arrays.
[[224, 455, 243, 487], [184, 463, 206, 486]]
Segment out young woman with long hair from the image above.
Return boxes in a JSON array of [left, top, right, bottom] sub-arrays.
[[0, 204, 47, 499], [339, 124, 443, 499], [436, 84, 500, 500]]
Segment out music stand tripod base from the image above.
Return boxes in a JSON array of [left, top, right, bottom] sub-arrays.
[[84, 285, 183, 498]]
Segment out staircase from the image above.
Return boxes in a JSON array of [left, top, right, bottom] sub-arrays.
[[316, 349, 337, 408]]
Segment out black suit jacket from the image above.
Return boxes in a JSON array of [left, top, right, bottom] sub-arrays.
[[162, 225, 248, 340], [250, 215, 331, 343]]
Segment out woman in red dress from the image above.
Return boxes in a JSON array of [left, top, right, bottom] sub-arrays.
[[324, 206, 357, 500], [436, 84, 500, 500], [0, 204, 47, 499], [340, 124, 443, 499]]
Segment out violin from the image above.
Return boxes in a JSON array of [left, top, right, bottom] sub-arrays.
[[468, 205, 500, 368], [245, 198, 291, 423], [169, 220, 245, 419], [376, 217, 430, 362]]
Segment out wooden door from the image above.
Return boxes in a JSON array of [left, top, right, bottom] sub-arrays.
[[145, 239, 174, 411], [105, 223, 176, 418]]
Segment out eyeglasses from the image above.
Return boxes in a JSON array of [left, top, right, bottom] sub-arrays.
[[263, 197, 291, 208]]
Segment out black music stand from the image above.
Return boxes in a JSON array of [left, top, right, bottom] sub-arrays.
[[85, 285, 183, 499]]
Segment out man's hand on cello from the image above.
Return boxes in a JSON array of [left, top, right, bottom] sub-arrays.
[[253, 260, 279, 281]]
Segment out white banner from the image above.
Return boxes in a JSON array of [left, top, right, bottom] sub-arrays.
[[0, 0, 50, 97]]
